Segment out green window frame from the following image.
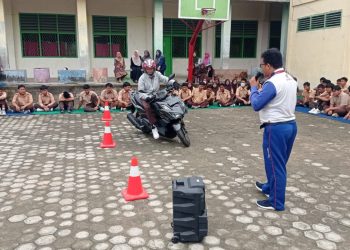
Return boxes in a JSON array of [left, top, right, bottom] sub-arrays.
[[163, 19, 201, 58], [93, 16, 127, 58], [269, 21, 281, 50], [20, 13, 77, 57], [297, 10, 341, 32], [215, 22, 221, 58], [230, 20, 258, 58]]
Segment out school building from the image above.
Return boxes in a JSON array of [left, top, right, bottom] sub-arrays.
[[0, 0, 348, 86]]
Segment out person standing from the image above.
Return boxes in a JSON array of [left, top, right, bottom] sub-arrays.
[[114, 52, 127, 83], [155, 49, 166, 75], [130, 50, 142, 83], [249, 48, 298, 211]]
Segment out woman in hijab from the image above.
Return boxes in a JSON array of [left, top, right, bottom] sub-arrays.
[[142, 50, 151, 62], [130, 50, 142, 83], [114, 52, 127, 83], [155, 49, 166, 75], [202, 52, 211, 67]]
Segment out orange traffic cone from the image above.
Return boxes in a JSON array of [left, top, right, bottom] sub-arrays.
[[122, 157, 149, 201], [100, 121, 116, 148], [102, 101, 112, 121]]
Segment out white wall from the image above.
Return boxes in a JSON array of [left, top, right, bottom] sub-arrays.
[[286, 0, 350, 87]]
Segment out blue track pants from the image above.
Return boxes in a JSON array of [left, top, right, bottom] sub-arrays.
[[261, 120, 297, 211]]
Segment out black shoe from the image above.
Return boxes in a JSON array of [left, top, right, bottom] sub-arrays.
[[256, 200, 274, 210], [255, 181, 269, 197]]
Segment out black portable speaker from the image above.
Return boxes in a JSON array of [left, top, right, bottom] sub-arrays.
[[171, 176, 208, 243]]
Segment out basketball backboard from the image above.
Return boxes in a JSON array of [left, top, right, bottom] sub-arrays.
[[178, 0, 230, 21]]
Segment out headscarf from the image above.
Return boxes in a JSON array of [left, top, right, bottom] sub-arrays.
[[155, 50, 162, 64], [203, 52, 211, 66], [131, 50, 141, 66]]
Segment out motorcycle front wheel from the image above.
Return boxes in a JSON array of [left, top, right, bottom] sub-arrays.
[[176, 126, 191, 147]]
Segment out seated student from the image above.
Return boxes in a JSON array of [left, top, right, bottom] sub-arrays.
[[179, 83, 193, 107], [35, 85, 58, 111], [343, 98, 350, 120], [11, 84, 34, 113], [0, 87, 9, 115], [191, 82, 208, 108], [58, 91, 74, 113], [223, 79, 233, 94], [235, 79, 251, 106], [309, 84, 328, 114], [118, 82, 133, 111], [100, 82, 119, 109], [339, 77, 349, 94], [298, 82, 315, 107], [198, 63, 208, 83], [216, 83, 234, 107], [207, 65, 215, 81], [212, 77, 220, 93], [78, 84, 100, 112], [231, 78, 239, 96], [324, 85, 349, 117], [206, 85, 216, 105]]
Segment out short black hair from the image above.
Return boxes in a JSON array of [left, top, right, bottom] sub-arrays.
[[63, 91, 71, 99], [326, 83, 335, 90], [219, 83, 225, 87], [324, 79, 331, 84], [40, 85, 48, 90], [320, 77, 326, 81], [241, 78, 247, 82], [341, 77, 348, 82], [224, 79, 230, 84], [261, 48, 283, 69], [207, 84, 213, 89], [303, 82, 310, 87], [317, 84, 325, 89], [199, 82, 206, 86], [83, 84, 90, 89], [336, 78, 342, 82], [18, 84, 25, 89], [181, 82, 188, 87], [122, 82, 131, 88], [105, 82, 113, 88], [333, 85, 341, 91]]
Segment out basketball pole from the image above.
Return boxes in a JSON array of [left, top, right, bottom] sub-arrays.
[[187, 20, 204, 83]]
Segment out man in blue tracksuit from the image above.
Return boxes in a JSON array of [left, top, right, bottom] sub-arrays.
[[249, 48, 298, 211]]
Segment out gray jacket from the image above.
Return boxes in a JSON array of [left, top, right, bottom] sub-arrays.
[[138, 71, 169, 100]]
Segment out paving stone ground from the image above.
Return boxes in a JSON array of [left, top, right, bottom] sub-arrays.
[[0, 107, 349, 250]]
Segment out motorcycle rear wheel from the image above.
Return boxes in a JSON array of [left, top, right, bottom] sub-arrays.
[[176, 127, 191, 147]]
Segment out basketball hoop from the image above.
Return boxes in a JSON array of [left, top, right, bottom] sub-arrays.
[[201, 7, 216, 24]]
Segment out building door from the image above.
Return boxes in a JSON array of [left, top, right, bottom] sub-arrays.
[[163, 36, 172, 76]]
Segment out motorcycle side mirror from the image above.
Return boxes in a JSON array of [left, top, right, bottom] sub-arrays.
[[168, 73, 175, 81]]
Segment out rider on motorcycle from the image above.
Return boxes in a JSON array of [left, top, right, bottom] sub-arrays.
[[138, 59, 169, 139]]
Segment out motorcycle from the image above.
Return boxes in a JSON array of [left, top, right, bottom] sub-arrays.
[[127, 74, 191, 147]]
